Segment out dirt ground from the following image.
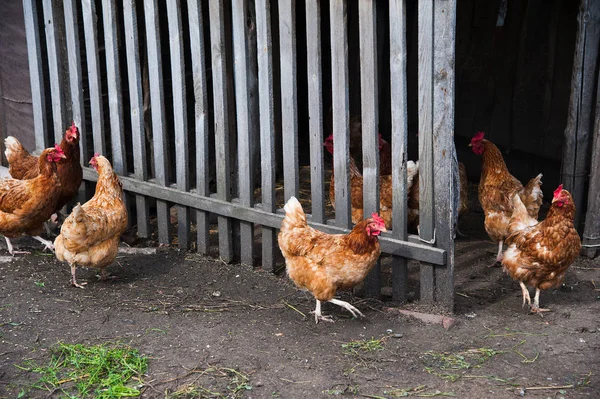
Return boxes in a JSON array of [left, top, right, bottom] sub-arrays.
[[1, 191, 599, 398]]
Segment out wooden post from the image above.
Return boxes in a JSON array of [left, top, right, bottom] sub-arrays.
[[561, 0, 600, 230], [582, 77, 600, 258]]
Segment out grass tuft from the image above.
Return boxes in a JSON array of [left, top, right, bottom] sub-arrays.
[[422, 348, 502, 382], [341, 337, 386, 356], [18, 341, 147, 398]]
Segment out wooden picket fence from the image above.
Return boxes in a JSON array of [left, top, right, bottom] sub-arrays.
[[22, 0, 457, 309]]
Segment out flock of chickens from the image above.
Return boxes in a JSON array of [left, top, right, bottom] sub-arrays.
[[1, 123, 127, 288], [0, 123, 581, 323], [278, 131, 581, 322]]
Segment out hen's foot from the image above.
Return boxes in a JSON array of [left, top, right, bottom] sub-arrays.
[[98, 273, 119, 282], [32, 236, 55, 253], [519, 282, 531, 308], [530, 306, 551, 317], [310, 311, 335, 324], [71, 280, 87, 289], [329, 298, 365, 319]]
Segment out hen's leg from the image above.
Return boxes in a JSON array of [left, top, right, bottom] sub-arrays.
[[310, 299, 334, 324], [488, 240, 503, 267], [98, 269, 118, 281], [530, 288, 551, 315], [70, 263, 87, 289], [518, 281, 531, 308], [328, 298, 365, 319], [4, 237, 30, 256], [32, 236, 55, 253]]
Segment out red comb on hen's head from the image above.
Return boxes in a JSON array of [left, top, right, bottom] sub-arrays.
[[370, 212, 386, 229], [472, 131, 485, 142], [553, 184, 564, 200]]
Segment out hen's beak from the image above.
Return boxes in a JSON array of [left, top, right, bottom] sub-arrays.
[[468, 143, 472, 147], [58, 152, 67, 159], [380, 226, 388, 233]]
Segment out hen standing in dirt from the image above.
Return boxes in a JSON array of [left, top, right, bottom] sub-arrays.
[[470, 131, 543, 266], [0, 146, 66, 255], [55, 154, 127, 288], [501, 185, 580, 314], [5, 122, 82, 221], [278, 196, 386, 323]]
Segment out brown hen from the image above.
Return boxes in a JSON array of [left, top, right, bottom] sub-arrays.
[[278, 196, 386, 323], [501, 185, 580, 314]]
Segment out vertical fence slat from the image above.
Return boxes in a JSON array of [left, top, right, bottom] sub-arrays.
[[389, 0, 409, 302], [256, 0, 277, 271], [167, 0, 190, 249], [144, 0, 171, 245], [432, 0, 456, 309], [23, 0, 48, 151], [82, 0, 106, 155], [232, 0, 256, 266], [102, 0, 126, 174], [63, 0, 87, 158], [41, 0, 65, 143], [306, 0, 325, 224], [418, 0, 435, 303], [188, 0, 210, 254], [330, 0, 352, 229], [359, 0, 381, 297], [123, 0, 150, 238], [279, 0, 299, 201], [209, 0, 233, 262]]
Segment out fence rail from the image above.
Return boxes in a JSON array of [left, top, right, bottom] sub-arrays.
[[22, 0, 457, 309]]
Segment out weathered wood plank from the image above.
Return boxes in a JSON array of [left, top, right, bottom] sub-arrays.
[[305, 0, 325, 224], [81, 167, 446, 265], [418, 0, 435, 303], [101, 0, 126, 174], [232, 0, 255, 266], [188, 0, 210, 254], [330, 0, 352, 229], [582, 60, 600, 257], [256, 0, 277, 271], [23, 0, 48, 151], [63, 0, 87, 162], [41, 0, 65, 143], [167, 0, 190, 249], [144, 0, 171, 245], [389, 0, 409, 302], [359, 0, 381, 298], [81, 0, 106, 155], [561, 0, 600, 229], [278, 0, 299, 201], [432, 0, 457, 310], [123, 0, 150, 238], [209, 0, 233, 262]]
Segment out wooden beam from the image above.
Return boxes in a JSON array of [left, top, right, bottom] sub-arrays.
[[561, 0, 600, 229], [305, 0, 325, 224], [359, 0, 381, 298], [23, 0, 48, 151], [256, 0, 278, 271], [81, 167, 447, 266], [389, 0, 409, 302]]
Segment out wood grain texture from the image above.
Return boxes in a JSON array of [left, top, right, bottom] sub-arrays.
[[305, 0, 325, 224], [123, 0, 150, 238], [330, 0, 352, 229], [144, 0, 171, 245], [256, 0, 277, 271], [23, 0, 48, 151], [188, 0, 210, 254], [389, 0, 409, 302], [359, 0, 381, 298]]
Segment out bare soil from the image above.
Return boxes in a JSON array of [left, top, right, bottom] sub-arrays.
[[0, 191, 599, 398]]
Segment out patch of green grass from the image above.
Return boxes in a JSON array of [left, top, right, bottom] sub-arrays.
[[341, 337, 386, 356], [422, 348, 502, 382], [17, 341, 147, 398], [34, 281, 45, 287]]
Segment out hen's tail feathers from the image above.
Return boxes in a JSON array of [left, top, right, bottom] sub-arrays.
[[521, 173, 543, 218], [348, 157, 362, 178], [70, 203, 87, 223], [406, 160, 419, 190], [4, 136, 28, 164], [281, 196, 306, 231], [508, 193, 538, 235]]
